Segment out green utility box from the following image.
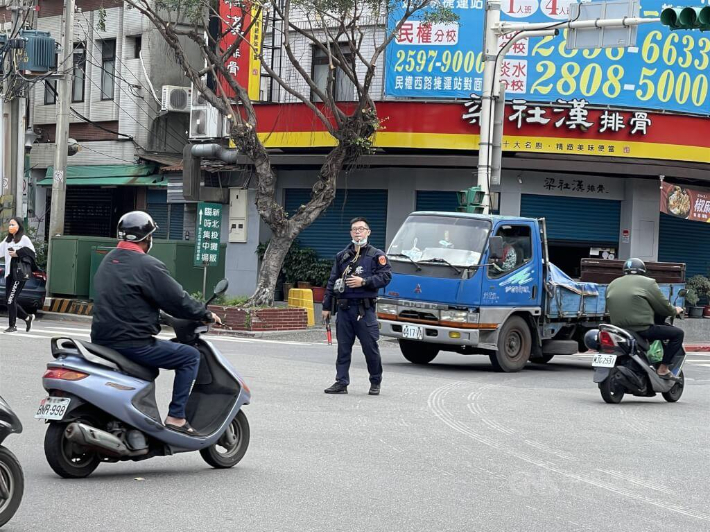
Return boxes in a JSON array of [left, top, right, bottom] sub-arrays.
[[56, 239, 228, 301], [48, 236, 117, 297], [89, 246, 116, 301]]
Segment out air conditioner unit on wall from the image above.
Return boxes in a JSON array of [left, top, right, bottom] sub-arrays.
[[161, 85, 191, 113], [189, 85, 222, 139], [222, 115, 233, 139]]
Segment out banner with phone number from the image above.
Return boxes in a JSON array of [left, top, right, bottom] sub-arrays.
[[385, 0, 710, 115]]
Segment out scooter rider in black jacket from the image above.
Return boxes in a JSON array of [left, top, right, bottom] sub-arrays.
[[91, 211, 222, 436]]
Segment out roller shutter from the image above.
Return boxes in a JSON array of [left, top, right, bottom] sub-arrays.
[[659, 213, 710, 277], [520, 194, 621, 244], [284, 189, 388, 258]]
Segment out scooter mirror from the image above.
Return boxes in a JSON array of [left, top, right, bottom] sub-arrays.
[[214, 279, 229, 296], [677, 289, 687, 298]]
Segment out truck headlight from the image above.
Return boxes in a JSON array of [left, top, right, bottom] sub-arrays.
[[441, 310, 468, 323], [377, 303, 397, 316], [467, 312, 480, 324]]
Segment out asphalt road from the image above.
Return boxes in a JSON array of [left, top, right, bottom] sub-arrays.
[[0, 320, 708, 532]]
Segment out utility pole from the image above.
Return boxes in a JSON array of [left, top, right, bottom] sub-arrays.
[[477, 0, 659, 214], [45, 0, 75, 284]]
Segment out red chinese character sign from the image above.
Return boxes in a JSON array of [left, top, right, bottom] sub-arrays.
[[219, 0, 261, 101], [660, 182, 710, 223]]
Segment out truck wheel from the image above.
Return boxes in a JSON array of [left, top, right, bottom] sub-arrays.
[[399, 340, 439, 365], [489, 316, 531, 372]]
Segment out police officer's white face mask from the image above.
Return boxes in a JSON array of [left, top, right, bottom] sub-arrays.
[[351, 225, 370, 246]]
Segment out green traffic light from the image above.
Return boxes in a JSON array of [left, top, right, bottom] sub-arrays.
[[661, 7, 683, 28], [661, 6, 710, 30]]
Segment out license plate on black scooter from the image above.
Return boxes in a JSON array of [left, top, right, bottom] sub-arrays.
[[35, 397, 71, 420], [592, 354, 617, 368]]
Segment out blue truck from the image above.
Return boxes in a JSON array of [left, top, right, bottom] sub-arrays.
[[377, 211, 685, 372]]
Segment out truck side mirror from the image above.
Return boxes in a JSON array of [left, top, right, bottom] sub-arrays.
[[489, 236, 504, 260]]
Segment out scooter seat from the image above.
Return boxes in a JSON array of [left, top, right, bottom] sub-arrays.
[[76, 341, 160, 382], [628, 331, 650, 352]]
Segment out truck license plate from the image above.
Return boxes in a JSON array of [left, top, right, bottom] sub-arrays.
[[402, 325, 423, 340], [592, 354, 617, 368], [35, 397, 71, 420]]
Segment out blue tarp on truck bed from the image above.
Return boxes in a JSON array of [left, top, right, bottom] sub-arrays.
[[545, 263, 684, 319]]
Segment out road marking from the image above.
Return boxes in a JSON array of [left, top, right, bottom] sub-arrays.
[[428, 382, 710, 522]]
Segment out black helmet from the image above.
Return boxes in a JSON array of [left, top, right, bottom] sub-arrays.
[[117, 211, 158, 242], [623, 258, 647, 275]]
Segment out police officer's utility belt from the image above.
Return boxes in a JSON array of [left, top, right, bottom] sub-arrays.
[[336, 298, 376, 311]]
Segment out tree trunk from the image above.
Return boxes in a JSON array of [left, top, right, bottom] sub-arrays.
[[249, 233, 293, 306]]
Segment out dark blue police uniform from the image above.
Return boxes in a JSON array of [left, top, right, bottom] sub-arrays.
[[323, 243, 392, 386]]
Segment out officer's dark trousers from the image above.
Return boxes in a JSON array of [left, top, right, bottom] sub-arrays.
[[638, 324, 685, 366], [335, 304, 382, 385], [115, 339, 200, 419], [5, 272, 28, 328]]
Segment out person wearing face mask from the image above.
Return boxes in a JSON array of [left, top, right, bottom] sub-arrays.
[[90, 211, 222, 436], [322, 217, 392, 395], [1, 218, 37, 333]]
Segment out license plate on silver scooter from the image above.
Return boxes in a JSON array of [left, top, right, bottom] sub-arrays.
[[592, 354, 617, 368], [35, 397, 71, 420]]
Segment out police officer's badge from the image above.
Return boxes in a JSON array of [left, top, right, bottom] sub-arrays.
[[355, 266, 364, 275], [378, 255, 387, 265]]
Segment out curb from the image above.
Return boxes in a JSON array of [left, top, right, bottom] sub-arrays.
[[686, 345, 710, 352], [43, 298, 93, 316]]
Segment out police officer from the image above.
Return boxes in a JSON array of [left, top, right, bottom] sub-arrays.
[[322, 217, 392, 395]]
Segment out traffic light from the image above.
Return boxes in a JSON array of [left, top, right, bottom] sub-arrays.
[[457, 186, 486, 214], [660, 6, 710, 30]]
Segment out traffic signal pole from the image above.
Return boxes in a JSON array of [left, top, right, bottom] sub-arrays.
[[477, 0, 659, 214]]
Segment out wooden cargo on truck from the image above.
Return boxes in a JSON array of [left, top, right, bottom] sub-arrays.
[[580, 259, 685, 285]]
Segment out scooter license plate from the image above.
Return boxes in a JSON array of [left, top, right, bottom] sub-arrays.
[[592, 354, 617, 368], [34, 397, 71, 420], [402, 325, 423, 340]]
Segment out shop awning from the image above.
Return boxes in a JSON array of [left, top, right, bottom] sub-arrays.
[[37, 164, 168, 187]]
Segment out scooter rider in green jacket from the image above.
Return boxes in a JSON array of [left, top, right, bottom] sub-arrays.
[[606, 258, 684, 379]]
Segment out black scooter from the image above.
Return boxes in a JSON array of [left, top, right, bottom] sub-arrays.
[[585, 289, 687, 404], [0, 396, 23, 528]]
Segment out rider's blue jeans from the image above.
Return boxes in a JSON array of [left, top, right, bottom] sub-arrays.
[[116, 340, 200, 419]]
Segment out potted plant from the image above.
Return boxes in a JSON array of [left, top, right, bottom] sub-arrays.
[[310, 260, 333, 304], [685, 288, 702, 318], [686, 275, 710, 318]]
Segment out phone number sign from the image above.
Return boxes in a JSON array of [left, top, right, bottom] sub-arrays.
[[385, 0, 710, 114]]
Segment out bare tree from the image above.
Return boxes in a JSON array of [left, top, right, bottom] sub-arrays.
[[125, 0, 453, 305]]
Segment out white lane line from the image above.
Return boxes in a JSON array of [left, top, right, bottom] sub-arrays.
[[4, 332, 53, 340]]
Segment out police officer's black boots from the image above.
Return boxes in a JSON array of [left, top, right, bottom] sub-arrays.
[[324, 382, 348, 394], [369, 383, 380, 396]]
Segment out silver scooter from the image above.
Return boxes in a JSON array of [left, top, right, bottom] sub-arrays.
[[36, 279, 251, 478]]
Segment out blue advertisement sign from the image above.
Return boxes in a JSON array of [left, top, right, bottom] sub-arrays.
[[385, 0, 710, 114]]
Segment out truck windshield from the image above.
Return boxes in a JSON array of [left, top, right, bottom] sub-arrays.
[[387, 215, 490, 267]]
